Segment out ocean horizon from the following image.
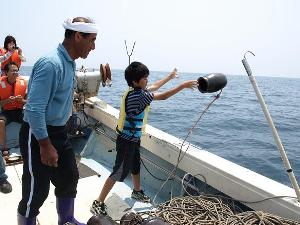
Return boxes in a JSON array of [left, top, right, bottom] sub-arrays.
[[20, 66, 300, 187]]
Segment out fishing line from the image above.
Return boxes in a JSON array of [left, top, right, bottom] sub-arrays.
[[152, 90, 222, 203], [141, 158, 173, 182], [170, 91, 222, 198], [181, 172, 206, 196]]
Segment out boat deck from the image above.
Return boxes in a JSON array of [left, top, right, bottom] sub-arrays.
[[1, 159, 152, 225], [2, 113, 300, 223]]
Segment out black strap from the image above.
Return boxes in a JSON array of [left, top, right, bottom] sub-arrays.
[[123, 126, 142, 131], [126, 118, 143, 122]]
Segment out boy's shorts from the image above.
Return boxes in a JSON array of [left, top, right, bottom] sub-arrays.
[[109, 135, 141, 182], [0, 109, 23, 125]]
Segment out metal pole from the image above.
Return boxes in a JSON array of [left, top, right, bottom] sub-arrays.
[[242, 51, 300, 202]]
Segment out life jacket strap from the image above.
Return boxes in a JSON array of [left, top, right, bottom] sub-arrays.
[[123, 126, 142, 131]]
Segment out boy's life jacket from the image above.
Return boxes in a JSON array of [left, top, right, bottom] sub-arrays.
[[0, 76, 27, 110], [116, 88, 150, 138], [0, 48, 22, 70]]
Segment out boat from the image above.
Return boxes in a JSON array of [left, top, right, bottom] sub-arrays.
[[1, 67, 299, 225]]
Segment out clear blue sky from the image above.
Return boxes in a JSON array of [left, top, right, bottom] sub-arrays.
[[2, 0, 300, 77]]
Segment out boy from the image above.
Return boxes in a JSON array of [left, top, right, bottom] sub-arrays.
[[91, 61, 197, 215]]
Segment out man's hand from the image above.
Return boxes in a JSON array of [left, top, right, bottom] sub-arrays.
[[14, 95, 24, 103], [8, 96, 15, 103], [39, 138, 58, 167]]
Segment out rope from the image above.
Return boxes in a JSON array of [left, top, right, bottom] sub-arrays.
[[153, 91, 222, 203], [13, 164, 22, 184], [141, 158, 173, 181], [139, 195, 300, 225]]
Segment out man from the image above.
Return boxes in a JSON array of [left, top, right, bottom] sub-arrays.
[[0, 62, 27, 160], [17, 17, 98, 225]]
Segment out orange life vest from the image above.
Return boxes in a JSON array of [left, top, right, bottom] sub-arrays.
[[0, 76, 27, 110], [0, 48, 22, 70]]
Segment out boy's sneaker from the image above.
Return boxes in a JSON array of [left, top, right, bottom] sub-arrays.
[[131, 190, 151, 203], [0, 180, 12, 194], [90, 200, 107, 215]]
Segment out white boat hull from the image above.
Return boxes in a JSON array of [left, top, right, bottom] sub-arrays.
[[84, 96, 300, 221]]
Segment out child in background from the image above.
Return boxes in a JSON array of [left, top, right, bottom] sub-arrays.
[[0, 35, 26, 74]]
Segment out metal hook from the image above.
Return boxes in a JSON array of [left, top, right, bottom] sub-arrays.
[[243, 51, 255, 60], [242, 51, 255, 77]]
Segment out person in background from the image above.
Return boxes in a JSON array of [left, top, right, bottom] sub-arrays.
[[0, 62, 27, 160], [0, 35, 26, 74], [17, 17, 98, 225], [0, 150, 12, 193], [90, 61, 198, 216]]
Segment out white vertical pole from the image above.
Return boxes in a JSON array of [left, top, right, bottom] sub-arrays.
[[242, 51, 300, 202]]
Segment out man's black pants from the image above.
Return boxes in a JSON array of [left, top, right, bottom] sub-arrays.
[[17, 122, 79, 218]]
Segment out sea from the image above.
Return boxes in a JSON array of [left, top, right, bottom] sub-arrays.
[[20, 66, 299, 187]]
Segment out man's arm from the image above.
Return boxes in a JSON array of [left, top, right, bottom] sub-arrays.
[[25, 60, 59, 167], [26, 60, 57, 139], [0, 96, 15, 106]]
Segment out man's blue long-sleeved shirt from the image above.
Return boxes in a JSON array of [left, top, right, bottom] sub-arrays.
[[24, 44, 76, 140]]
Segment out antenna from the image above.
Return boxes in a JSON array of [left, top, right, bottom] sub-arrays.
[[124, 40, 136, 65]]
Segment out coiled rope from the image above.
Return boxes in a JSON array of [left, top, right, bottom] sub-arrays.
[[140, 195, 300, 225]]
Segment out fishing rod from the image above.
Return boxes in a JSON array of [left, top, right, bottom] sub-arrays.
[[242, 51, 300, 203]]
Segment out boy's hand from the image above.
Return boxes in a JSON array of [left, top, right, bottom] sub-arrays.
[[169, 68, 178, 79], [182, 80, 198, 90]]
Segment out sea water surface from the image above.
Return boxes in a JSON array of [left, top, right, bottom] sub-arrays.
[[20, 66, 299, 187]]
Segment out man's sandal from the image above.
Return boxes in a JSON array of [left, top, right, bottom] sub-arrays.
[[5, 155, 23, 166]]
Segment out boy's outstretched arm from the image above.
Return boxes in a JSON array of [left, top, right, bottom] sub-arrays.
[[147, 68, 177, 92], [153, 80, 198, 100]]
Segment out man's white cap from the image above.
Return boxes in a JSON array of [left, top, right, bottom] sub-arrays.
[[62, 18, 98, 34]]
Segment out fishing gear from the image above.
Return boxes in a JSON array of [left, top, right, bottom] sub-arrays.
[[153, 89, 224, 203], [197, 73, 227, 93], [242, 51, 300, 203]]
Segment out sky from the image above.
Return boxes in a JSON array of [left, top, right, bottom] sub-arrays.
[[2, 0, 300, 78]]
